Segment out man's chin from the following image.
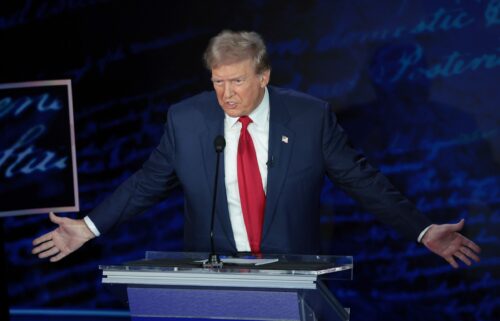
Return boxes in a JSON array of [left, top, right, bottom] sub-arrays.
[[222, 107, 243, 118]]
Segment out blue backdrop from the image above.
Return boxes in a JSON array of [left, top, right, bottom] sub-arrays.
[[1, 1, 498, 320]]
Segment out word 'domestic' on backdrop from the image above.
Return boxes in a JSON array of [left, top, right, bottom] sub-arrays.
[[0, 79, 79, 217]]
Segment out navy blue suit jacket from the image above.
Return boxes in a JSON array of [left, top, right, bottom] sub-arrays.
[[88, 86, 431, 254]]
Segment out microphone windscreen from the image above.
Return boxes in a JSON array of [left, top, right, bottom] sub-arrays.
[[214, 135, 226, 153]]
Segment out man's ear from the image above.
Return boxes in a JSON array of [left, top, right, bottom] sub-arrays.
[[260, 69, 271, 87]]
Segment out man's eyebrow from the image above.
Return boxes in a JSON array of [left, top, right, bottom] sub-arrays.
[[212, 74, 247, 81]]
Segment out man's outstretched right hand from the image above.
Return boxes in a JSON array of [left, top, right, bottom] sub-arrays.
[[32, 212, 96, 262]]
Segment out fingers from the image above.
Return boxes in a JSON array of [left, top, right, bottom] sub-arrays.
[[452, 245, 481, 267], [444, 247, 480, 269], [32, 235, 61, 260], [50, 251, 67, 262], [38, 246, 60, 259], [460, 244, 480, 263], [32, 238, 68, 261], [446, 235, 481, 268], [32, 240, 54, 254], [454, 234, 481, 265], [444, 255, 459, 269], [463, 238, 481, 255], [453, 251, 472, 266], [33, 232, 53, 246]]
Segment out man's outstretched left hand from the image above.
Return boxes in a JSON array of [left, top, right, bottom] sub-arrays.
[[422, 219, 481, 268]]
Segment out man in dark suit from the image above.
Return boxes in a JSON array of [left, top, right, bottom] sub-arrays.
[[33, 30, 480, 268]]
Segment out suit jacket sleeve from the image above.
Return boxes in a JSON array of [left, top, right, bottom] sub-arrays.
[[321, 104, 432, 240], [87, 109, 180, 235]]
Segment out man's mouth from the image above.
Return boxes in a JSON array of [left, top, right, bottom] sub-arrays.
[[225, 101, 238, 108]]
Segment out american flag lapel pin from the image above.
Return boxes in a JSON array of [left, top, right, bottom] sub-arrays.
[[281, 135, 288, 144]]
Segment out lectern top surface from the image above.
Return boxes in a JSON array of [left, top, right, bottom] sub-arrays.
[[100, 251, 353, 279]]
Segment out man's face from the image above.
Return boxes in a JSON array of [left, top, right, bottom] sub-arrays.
[[211, 59, 270, 118]]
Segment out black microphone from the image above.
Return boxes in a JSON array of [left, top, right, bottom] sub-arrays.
[[204, 135, 225, 268], [214, 135, 225, 153]]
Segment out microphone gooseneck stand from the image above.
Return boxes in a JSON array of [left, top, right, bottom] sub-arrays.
[[203, 135, 225, 269]]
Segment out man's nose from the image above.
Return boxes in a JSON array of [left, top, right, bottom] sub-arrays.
[[223, 83, 234, 99]]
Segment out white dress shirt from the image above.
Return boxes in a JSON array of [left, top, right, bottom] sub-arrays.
[[224, 88, 270, 252]]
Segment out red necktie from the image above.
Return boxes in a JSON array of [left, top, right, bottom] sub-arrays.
[[237, 116, 266, 253]]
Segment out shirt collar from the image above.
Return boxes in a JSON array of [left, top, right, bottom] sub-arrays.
[[225, 87, 270, 129]]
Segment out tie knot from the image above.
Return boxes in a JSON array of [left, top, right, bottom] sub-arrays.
[[239, 116, 253, 128]]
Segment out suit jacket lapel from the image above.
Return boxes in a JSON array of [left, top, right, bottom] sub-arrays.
[[262, 88, 294, 241], [199, 98, 237, 252]]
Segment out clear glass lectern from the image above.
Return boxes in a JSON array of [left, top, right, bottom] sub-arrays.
[[100, 251, 353, 321]]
